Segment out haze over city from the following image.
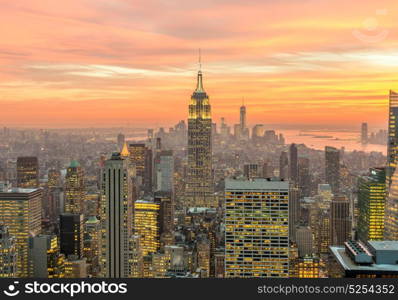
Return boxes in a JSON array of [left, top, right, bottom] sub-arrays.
[[1, 0, 397, 128]]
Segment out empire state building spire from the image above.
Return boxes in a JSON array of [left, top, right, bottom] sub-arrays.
[[195, 49, 205, 93]]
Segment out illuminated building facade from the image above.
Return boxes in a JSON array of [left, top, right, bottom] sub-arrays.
[[291, 256, 320, 278], [30, 234, 64, 278], [83, 216, 101, 276], [64, 160, 85, 214], [129, 235, 143, 278], [358, 168, 386, 241], [225, 178, 289, 278], [0, 187, 42, 277], [134, 199, 160, 257], [386, 90, 398, 240], [197, 238, 210, 277], [128, 143, 152, 194], [64, 255, 87, 278], [17, 156, 39, 188], [186, 69, 214, 208], [101, 152, 133, 278], [0, 225, 17, 277]]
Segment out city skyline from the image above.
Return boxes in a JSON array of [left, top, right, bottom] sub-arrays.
[[1, 1, 397, 128]]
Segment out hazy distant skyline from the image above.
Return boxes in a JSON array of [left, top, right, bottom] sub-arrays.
[[1, 0, 397, 128]]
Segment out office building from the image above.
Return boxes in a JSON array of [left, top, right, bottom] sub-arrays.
[[64, 255, 87, 278], [291, 256, 320, 278], [357, 168, 386, 241], [243, 164, 260, 180], [295, 226, 313, 257], [298, 157, 310, 197], [331, 196, 351, 245], [134, 199, 160, 257], [0, 225, 17, 277], [225, 178, 289, 277], [64, 160, 85, 215], [289, 144, 298, 184], [154, 150, 174, 193], [361, 123, 368, 144], [386, 90, 398, 240], [0, 187, 42, 277], [279, 151, 289, 180], [325, 146, 340, 195], [17, 157, 39, 188], [30, 234, 63, 278], [128, 143, 152, 194], [60, 213, 83, 259], [101, 152, 133, 278]]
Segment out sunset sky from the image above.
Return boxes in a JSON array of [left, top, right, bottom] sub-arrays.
[[1, 0, 397, 129]]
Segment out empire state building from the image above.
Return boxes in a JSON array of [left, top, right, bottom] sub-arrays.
[[185, 69, 214, 207]]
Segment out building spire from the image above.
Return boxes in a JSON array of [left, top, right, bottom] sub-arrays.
[[199, 48, 202, 71], [120, 141, 130, 157], [195, 49, 204, 93]]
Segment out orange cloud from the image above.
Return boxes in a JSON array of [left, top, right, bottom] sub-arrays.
[[0, 0, 397, 128]]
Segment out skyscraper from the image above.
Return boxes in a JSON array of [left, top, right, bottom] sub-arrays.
[[154, 150, 174, 193], [60, 213, 83, 259], [358, 168, 386, 241], [289, 144, 298, 184], [239, 104, 249, 140], [17, 156, 39, 188], [134, 199, 160, 257], [385, 90, 398, 240], [83, 216, 102, 276], [298, 157, 310, 198], [154, 191, 174, 237], [331, 196, 351, 245], [186, 69, 214, 207], [240, 104, 246, 131], [128, 143, 152, 194], [101, 152, 133, 278], [64, 160, 85, 215], [361, 123, 368, 144], [279, 151, 289, 180], [225, 178, 289, 277], [325, 146, 340, 195], [0, 187, 42, 277], [0, 225, 17, 277]]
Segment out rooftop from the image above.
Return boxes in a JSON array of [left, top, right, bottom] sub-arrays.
[[368, 241, 398, 251], [225, 178, 289, 190], [330, 246, 398, 272]]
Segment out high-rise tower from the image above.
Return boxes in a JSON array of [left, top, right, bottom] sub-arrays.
[[64, 160, 85, 215], [385, 90, 398, 240], [186, 67, 214, 207], [100, 152, 133, 278], [325, 146, 340, 195]]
